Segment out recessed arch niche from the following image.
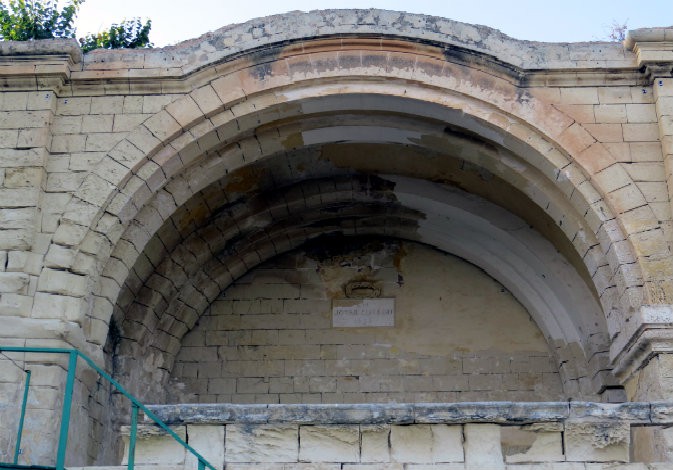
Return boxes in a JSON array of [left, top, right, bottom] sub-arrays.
[[102, 90, 617, 403]]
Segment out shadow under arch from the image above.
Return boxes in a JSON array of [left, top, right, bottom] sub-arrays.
[[104, 128, 620, 402], [112, 171, 610, 401]]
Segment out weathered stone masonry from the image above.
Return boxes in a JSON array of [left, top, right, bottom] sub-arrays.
[[0, 8, 673, 466]]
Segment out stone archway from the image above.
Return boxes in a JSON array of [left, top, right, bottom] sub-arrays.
[[92, 85, 627, 403], [3, 10, 671, 465]]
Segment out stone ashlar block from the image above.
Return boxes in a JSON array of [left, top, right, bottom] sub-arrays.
[[121, 425, 187, 466], [501, 423, 564, 463], [390, 424, 463, 463], [0, 228, 34, 253], [346, 465, 407, 470], [0, 207, 34, 230], [0, 292, 32, 316], [299, 425, 360, 462], [594, 104, 627, 123], [564, 421, 629, 463], [0, 188, 39, 208], [185, 424, 225, 469], [31, 292, 86, 323], [4, 167, 43, 188], [361, 425, 390, 462], [622, 123, 660, 142], [37, 268, 88, 297], [0, 272, 29, 293], [225, 424, 298, 463], [225, 465, 341, 470], [464, 424, 503, 468]]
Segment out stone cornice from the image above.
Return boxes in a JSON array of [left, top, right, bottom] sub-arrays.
[[69, 36, 646, 95], [0, 38, 81, 62], [0, 14, 665, 92], [0, 39, 80, 91], [611, 305, 673, 381], [146, 401, 673, 425], [82, 10, 631, 72], [625, 27, 673, 80]]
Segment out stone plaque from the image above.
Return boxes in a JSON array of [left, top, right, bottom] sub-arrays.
[[332, 298, 395, 327]]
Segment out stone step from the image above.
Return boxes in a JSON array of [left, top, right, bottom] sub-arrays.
[[116, 402, 673, 469], [69, 464, 673, 470]]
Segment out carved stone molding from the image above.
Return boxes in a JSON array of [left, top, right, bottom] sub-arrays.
[[344, 280, 382, 299], [625, 28, 673, 82], [611, 304, 673, 381]]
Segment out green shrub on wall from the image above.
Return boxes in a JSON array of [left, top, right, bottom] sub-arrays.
[[0, 0, 81, 40], [0, 0, 152, 51], [79, 18, 152, 52]]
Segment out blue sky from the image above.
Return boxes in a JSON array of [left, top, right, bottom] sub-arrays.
[[75, 0, 673, 47]]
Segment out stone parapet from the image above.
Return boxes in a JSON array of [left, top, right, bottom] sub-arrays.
[[79, 9, 634, 76], [112, 401, 673, 467]]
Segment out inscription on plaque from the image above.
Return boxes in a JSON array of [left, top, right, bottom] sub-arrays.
[[332, 298, 395, 327]]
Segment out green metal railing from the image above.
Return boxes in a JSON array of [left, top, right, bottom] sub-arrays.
[[0, 347, 216, 470]]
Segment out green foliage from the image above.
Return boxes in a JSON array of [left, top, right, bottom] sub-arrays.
[[0, 0, 82, 40], [0, 0, 152, 52], [79, 18, 152, 52]]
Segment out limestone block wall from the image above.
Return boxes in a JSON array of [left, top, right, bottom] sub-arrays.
[[125, 422, 614, 468], [0, 10, 672, 466], [115, 402, 673, 468], [170, 240, 563, 404]]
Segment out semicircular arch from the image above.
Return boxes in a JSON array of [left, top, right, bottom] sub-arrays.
[[39, 45, 648, 383]]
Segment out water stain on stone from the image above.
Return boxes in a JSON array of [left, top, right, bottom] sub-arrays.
[[224, 165, 267, 193]]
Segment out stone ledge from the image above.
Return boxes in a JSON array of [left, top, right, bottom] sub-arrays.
[[611, 305, 673, 381], [625, 27, 673, 78], [0, 10, 638, 76], [0, 38, 81, 63], [88, 9, 630, 73], [145, 402, 673, 426], [66, 465, 673, 470], [625, 27, 673, 49]]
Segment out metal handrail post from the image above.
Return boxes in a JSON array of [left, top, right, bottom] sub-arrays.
[[74, 352, 216, 470], [13, 369, 31, 464], [55, 351, 78, 470], [0, 346, 218, 470], [127, 404, 139, 470]]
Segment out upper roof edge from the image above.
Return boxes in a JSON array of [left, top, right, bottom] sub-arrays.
[[2, 10, 668, 74], [79, 9, 633, 73]]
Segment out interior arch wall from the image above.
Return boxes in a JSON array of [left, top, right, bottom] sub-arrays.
[[76, 91, 640, 404], [32, 33, 657, 404], [4, 13, 673, 466], [169, 239, 566, 404], [47, 50, 650, 355], [107, 168, 608, 401], [84, 87, 637, 334]]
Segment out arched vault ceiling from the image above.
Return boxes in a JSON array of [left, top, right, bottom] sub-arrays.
[[109, 142, 615, 399], [138, 100, 622, 307], [84, 88, 644, 345], [89, 90, 639, 400]]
